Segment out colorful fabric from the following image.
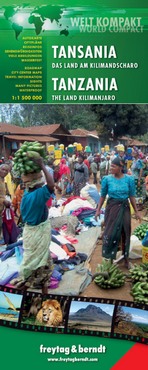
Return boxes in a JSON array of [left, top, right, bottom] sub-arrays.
[[134, 178, 144, 204], [21, 185, 51, 226], [2, 207, 15, 234], [71, 207, 95, 217], [19, 219, 53, 285], [12, 184, 24, 216], [60, 175, 70, 195], [102, 198, 131, 259], [2, 207, 20, 244], [131, 158, 143, 179], [4, 173, 15, 198], [59, 159, 70, 178], [58, 159, 71, 195], [24, 177, 44, 191], [101, 174, 135, 199], [54, 168, 61, 182], [84, 159, 90, 169], [62, 196, 85, 206], [0, 178, 5, 213]]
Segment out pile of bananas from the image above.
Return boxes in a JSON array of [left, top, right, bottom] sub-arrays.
[[129, 263, 148, 283], [133, 223, 148, 240], [129, 263, 148, 304], [13, 141, 48, 175], [94, 259, 125, 289], [131, 282, 148, 304]]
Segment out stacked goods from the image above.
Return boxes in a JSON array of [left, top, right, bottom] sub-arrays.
[[94, 260, 125, 289], [129, 263, 148, 283], [67, 144, 74, 154], [131, 282, 148, 304], [130, 263, 148, 304], [85, 145, 91, 153], [133, 223, 148, 240], [13, 141, 47, 175], [117, 144, 124, 152], [104, 145, 110, 151]]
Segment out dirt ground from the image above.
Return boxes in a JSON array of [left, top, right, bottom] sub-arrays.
[[56, 174, 147, 302], [80, 209, 145, 302]]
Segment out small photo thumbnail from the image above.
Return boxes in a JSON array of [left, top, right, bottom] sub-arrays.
[[0, 291, 23, 322], [21, 294, 68, 328], [113, 305, 148, 339], [68, 300, 114, 332]]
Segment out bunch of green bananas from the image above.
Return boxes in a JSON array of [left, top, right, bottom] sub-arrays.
[[131, 281, 148, 304], [13, 141, 48, 175], [133, 223, 148, 240], [129, 263, 148, 283], [94, 260, 125, 289]]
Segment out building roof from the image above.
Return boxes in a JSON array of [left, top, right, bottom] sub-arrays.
[[89, 130, 99, 136], [128, 139, 147, 147], [71, 128, 99, 139], [20, 123, 71, 135], [119, 136, 147, 146], [0, 123, 26, 134], [4, 135, 57, 143], [0, 123, 71, 136], [20, 124, 61, 135]]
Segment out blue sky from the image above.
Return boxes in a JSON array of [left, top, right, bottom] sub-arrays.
[[69, 301, 114, 317], [120, 306, 148, 324], [0, 292, 23, 309]]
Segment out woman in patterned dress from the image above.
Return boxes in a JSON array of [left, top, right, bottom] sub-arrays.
[[95, 157, 141, 268]]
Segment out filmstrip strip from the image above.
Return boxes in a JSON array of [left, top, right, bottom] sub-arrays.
[[66, 296, 148, 344], [0, 285, 147, 344]]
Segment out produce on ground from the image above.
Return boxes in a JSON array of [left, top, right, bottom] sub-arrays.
[[131, 282, 148, 304], [133, 223, 148, 240], [129, 263, 148, 283], [13, 141, 48, 175], [94, 259, 125, 289], [129, 263, 148, 304]]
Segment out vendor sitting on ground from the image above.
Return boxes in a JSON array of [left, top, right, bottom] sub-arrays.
[[11, 156, 55, 294]]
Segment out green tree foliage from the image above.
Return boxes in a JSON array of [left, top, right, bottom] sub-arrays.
[[91, 104, 148, 138], [136, 132, 148, 144], [0, 104, 147, 140], [0, 104, 98, 131], [64, 105, 98, 130], [20, 104, 69, 127], [0, 104, 22, 125]]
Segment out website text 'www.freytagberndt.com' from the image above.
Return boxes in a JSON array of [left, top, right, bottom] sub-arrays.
[[40, 344, 107, 363]]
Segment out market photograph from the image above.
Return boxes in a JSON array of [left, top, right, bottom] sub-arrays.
[[0, 103, 148, 305]]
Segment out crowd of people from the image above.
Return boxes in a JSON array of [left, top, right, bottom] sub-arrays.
[[0, 143, 148, 291]]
